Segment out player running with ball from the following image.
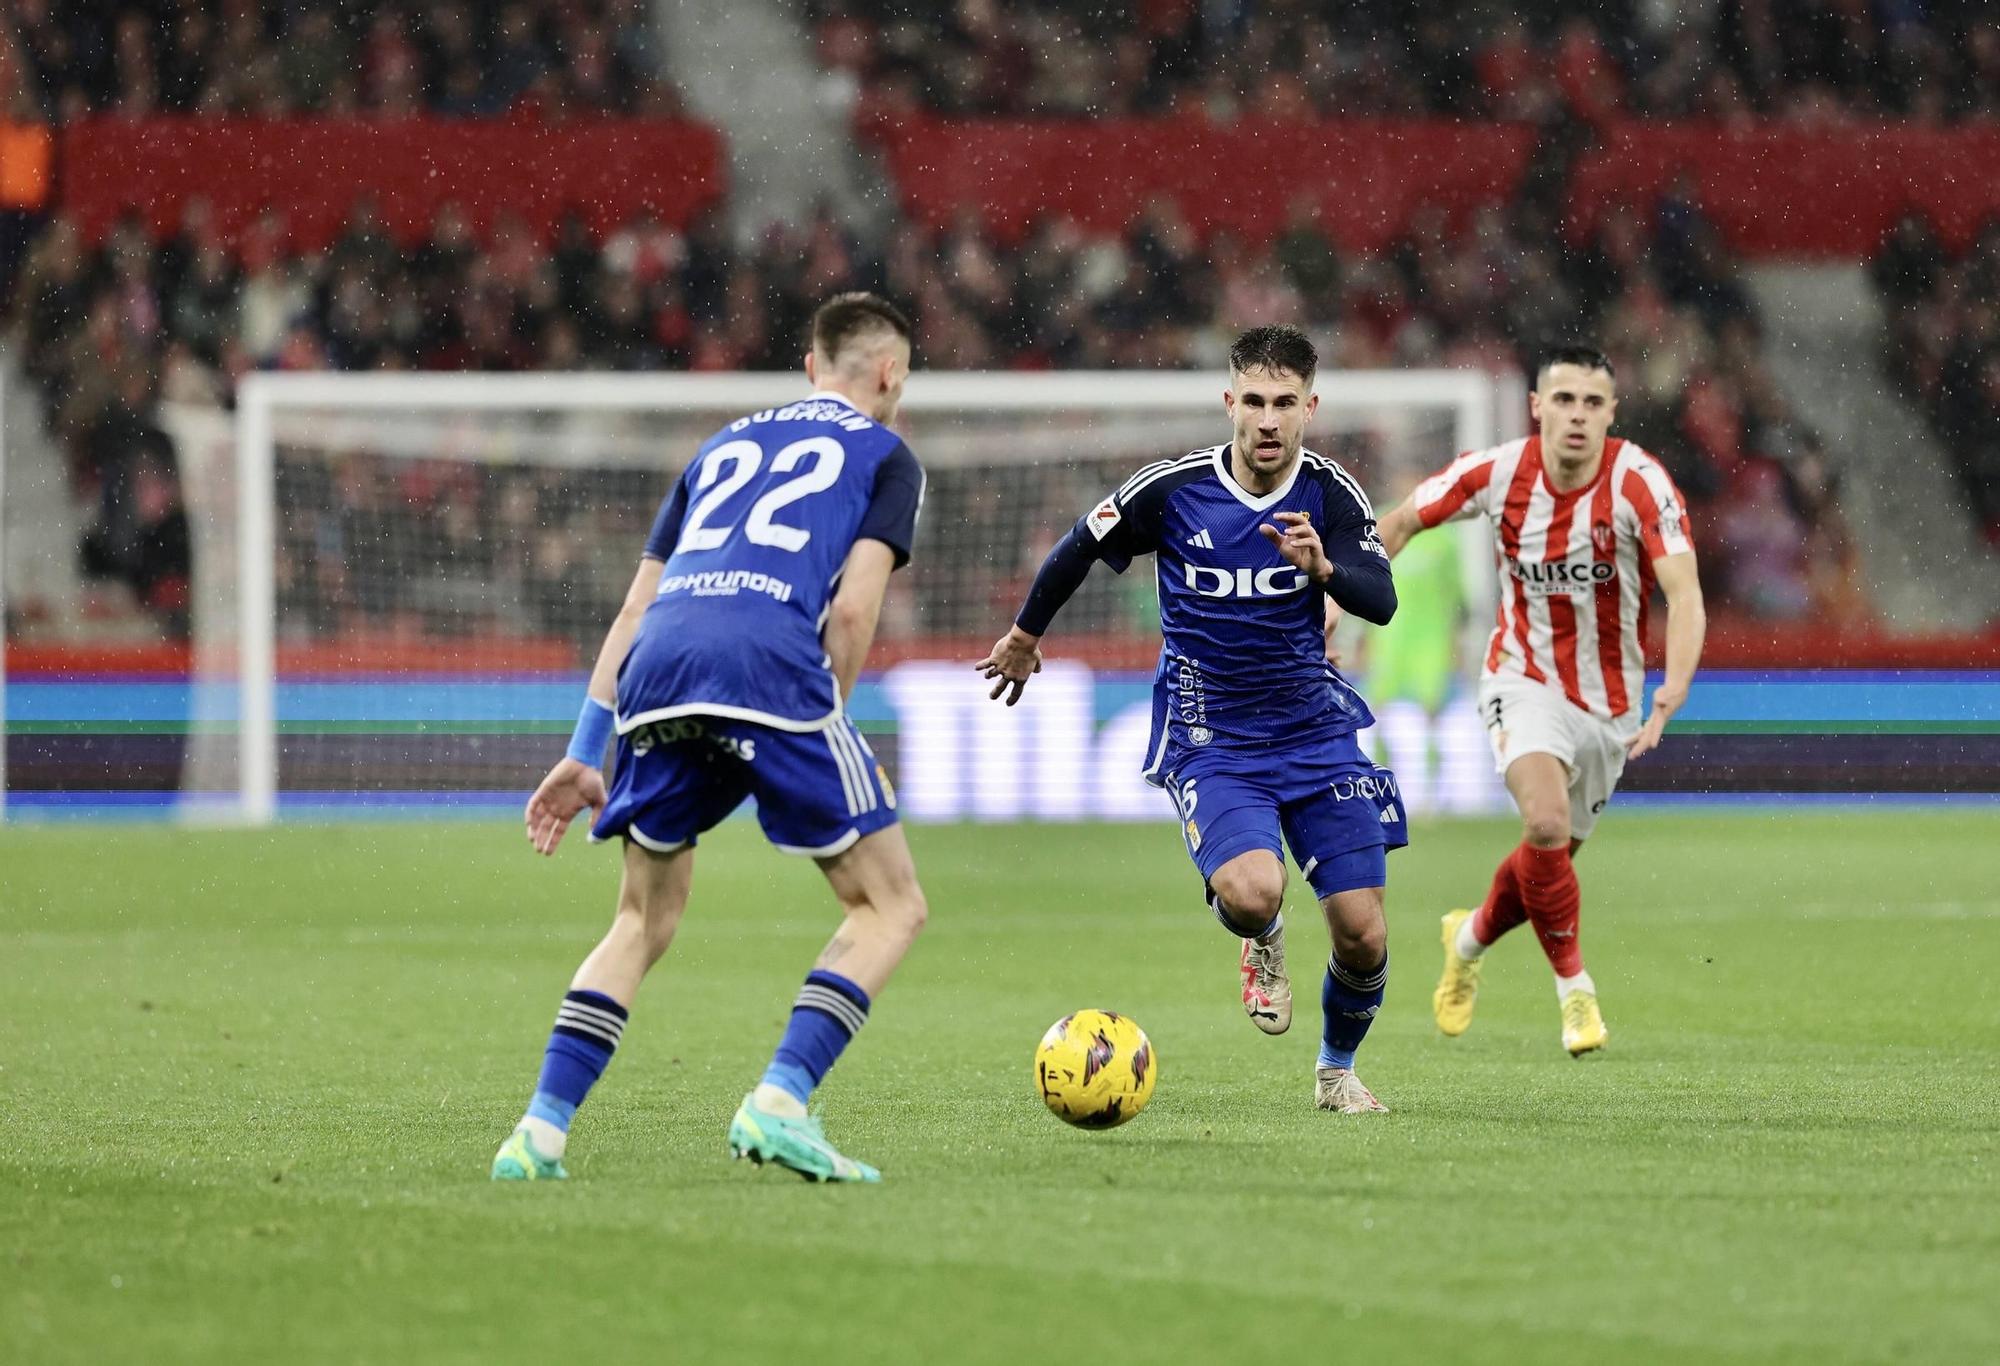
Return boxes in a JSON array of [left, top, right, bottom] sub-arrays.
[[979, 327, 1405, 1114], [1375, 345, 1706, 1056]]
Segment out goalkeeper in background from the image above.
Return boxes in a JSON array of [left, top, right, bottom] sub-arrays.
[[1353, 468, 1465, 815]]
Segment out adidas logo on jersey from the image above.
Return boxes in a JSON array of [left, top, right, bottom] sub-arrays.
[[1185, 529, 1215, 549]]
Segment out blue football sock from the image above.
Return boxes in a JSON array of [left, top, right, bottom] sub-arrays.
[[1317, 951, 1387, 1070], [760, 970, 871, 1106], [525, 989, 628, 1134]]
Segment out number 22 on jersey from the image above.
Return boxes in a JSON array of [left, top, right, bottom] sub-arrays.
[[675, 436, 846, 554]]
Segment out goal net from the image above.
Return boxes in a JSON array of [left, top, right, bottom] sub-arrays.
[[31, 370, 1522, 822]]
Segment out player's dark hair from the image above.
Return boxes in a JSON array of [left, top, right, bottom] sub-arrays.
[[1228, 326, 1317, 386], [812, 291, 913, 361], [1535, 343, 1616, 386]]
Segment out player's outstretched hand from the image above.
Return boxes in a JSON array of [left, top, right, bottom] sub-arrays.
[[1626, 683, 1688, 761], [1260, 510, 1334, 582], [976, 625, 1044, 706], [524, 757, 608, 856]]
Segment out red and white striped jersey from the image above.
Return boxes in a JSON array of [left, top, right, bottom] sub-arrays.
[[1412, 435, 1694, 724]]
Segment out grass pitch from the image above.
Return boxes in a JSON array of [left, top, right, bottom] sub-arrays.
[[3, 812, 1997, 1365]]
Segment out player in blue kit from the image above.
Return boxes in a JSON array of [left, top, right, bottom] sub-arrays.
[[492, 294, 928, 1183], [978, 327, 1404, 1112]]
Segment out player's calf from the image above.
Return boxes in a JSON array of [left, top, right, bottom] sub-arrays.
[[1312, 879, 1389, 1100]]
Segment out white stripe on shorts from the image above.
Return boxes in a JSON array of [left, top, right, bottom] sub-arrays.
[[824, 727, 862, 816], [834, 721, 878, 815]]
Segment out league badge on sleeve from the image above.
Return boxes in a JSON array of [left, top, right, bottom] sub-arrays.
[[1086, 496, 1123, 540]]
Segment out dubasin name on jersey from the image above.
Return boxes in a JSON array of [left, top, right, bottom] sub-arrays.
[[728, 399, 876, 434], [1182, 565, 1312, 598]]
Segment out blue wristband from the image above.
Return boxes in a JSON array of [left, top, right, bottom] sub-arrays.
[[566, 696, 616, 767]]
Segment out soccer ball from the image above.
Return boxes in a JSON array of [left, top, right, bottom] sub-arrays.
[[1033, 1009, 1158, 1129]]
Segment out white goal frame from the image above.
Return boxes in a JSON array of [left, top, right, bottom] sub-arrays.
[[227, 368, 1522, 825]]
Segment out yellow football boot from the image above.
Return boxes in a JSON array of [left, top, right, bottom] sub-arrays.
[[1561, 990, 1608, 1057], [1432, 909, 1483, 1037]]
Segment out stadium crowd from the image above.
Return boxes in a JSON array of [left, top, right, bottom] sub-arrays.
[[2, 0, 674, 121], [5, 175, 1867, 641], [814, 0, 2000, 125], [1873, 211, 2000, 541], [3, 0, 1963, 646]]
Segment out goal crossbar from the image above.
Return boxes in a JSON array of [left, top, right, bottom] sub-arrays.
[[230, 368, 1521, 823]]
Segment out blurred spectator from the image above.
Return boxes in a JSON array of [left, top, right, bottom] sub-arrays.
[[806, 2, 2000, 123], [1875, 212, 2000, 539], [7, 160, 1855, 636], [4, 1, 677, 122], [0, 2, 1899, 639]]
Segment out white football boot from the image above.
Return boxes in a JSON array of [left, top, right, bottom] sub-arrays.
[[1239, 920, 1292, 1035]]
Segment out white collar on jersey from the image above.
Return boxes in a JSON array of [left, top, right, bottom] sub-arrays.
[[1211, 444, 1307, 511], [806, 389, 866, 414]]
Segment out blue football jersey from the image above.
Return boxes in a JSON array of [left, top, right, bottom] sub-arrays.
[[1081, 443, 1387, 783], [618, 392, 923, 732]]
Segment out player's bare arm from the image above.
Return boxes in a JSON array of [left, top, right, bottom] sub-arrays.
[[1627, 550, 1705, 761], [526, 555, 665, 856], [1374, 497, 1424, 558], [824, 538, 898, 702]]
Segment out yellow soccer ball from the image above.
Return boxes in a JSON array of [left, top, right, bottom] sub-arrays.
[[1033, 1009, 1158, 1129]]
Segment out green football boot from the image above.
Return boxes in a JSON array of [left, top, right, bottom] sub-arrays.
[[491, 1126, 568, 1181], [727, 1096, 880, 1183]]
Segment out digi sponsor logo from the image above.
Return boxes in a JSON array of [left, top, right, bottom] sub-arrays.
[[1183, 564, 1312, 598], [1086, 496, 1123, 540], [1509, 559, 1616, 596]]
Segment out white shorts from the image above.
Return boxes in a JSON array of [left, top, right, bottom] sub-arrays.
[[1477, 676, 1635, 841]]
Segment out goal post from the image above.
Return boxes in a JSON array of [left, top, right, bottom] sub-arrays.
[[203, 367, 1522, 825]]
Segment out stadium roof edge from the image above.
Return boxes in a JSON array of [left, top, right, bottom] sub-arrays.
[[236, 369, 1498, 413]]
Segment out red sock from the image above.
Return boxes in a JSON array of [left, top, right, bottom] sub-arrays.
[[1514, 841, 1583, 977], [1470, 850, 1527, 946]]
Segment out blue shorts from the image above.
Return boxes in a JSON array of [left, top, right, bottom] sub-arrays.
[[1162, 733, 1407, 899], [591, 713, 898, 857]]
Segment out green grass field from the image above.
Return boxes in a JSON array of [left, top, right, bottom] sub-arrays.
[[4, 812, 1998, 1365]]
